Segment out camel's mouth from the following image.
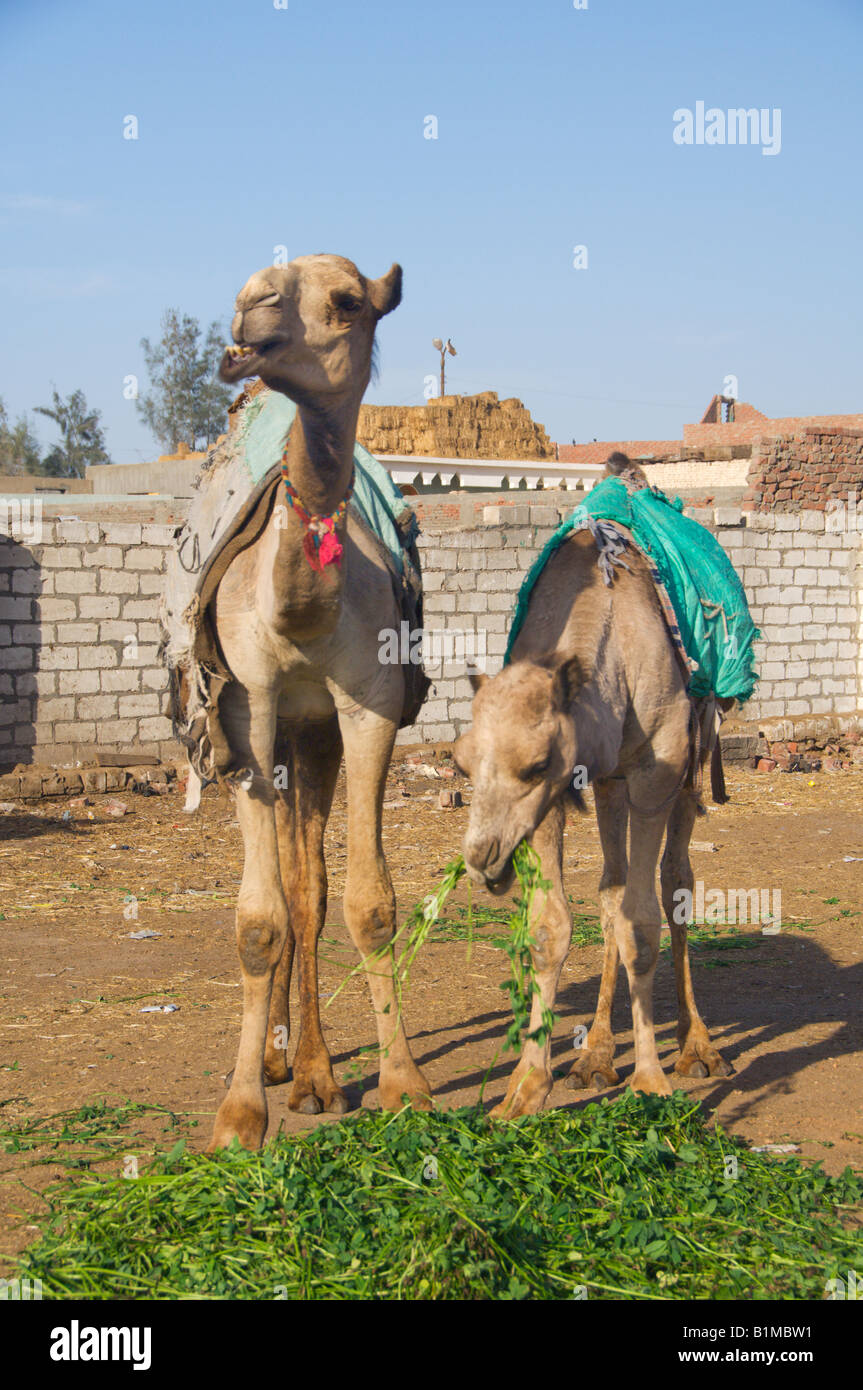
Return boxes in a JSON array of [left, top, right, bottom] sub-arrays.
[[219, 339, 279, 382], [465, 852, 515, 897], [484, 857, 515, 896]]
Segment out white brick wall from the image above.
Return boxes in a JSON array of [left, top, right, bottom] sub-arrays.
[[0, 518, 175, 765], [1, 502, 861, 763]]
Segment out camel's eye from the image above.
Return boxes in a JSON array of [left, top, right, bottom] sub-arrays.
[[521, 756, 550, 782], [333, 292, 361, 314]]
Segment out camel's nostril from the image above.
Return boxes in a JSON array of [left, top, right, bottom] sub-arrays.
[[465, 835, 500, 875]]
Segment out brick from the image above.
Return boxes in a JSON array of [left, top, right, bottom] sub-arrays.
[[37, 646, 77, 670], [78, 647, 117, 669], [423, 593, 456, 614], [137, 715, 173, 741], [56, 521, 100, 544], [101, 523, 142, 545], [87, 546, 124, 569], [40, 547, 81, 568], [121, 599, 160, 620], [99, 570, 140, 594], [56, 622, 99, 644], [100, 669, 141, 692], [449, 700, 474, 721], [141, 667, 168, 691], [59, 670, 100, 695], [142, 524, 176, 546], [37, 597, 77, 620], [96, 719, 139, 744], [121, 645, 159, 668], [0, 596, 33, 620], [118, 693, 160, 718], [11, 568, 43, 594], [78, 595, 121, 619], [124, 548, 164, 571], [416, 721, 457, 742], [77, 694, 118, 720], [0, 700, 29, 726], [54, 570, 97, 594]]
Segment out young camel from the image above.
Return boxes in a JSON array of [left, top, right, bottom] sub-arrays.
[[208, 254, 431, 1150], [453, 501, 734, 1119]]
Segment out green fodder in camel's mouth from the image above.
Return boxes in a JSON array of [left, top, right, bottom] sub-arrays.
[[330, 841, 556, 1058], [9, 1094, 862, 1300]]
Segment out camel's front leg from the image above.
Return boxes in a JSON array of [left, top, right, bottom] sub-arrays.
[[492, 800, 570, 1119], [210, 693, 287, 1150], [568, 777, 626, 1091], [616, 802, 674, 1097], [339, 707, 431, 1111], [661, 790, 734, 1079]]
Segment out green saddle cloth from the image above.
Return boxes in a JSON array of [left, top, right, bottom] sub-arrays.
[[234, 388, 414, 572], [505, 477, 760, 703]]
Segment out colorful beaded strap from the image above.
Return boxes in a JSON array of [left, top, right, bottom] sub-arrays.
[[280, 443, 354, 573]]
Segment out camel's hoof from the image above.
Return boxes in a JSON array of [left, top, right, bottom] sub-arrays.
[[566, 1057, 620, 1091], [288, 1078, 348, 1115], [629, 1068, 673, 1097], [675, 1049, 734, 1079], [379, 1067, 434, 1113], [489, 1073, 551, 1120], [379, 1085, 434, 1113], [209, 1092, 267, 1151]]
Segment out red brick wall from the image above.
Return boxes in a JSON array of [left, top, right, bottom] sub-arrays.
[[557, 439, 681, 465], [743, 428, 863, 511], [684, 413, 863, 450], [555, 411, 863, 464]]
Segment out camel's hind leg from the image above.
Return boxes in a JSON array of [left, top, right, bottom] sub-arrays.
[[491, 799, 571, 1119], [660, 789, 734, 1079], [567, 777, 626, 1091], [338, 706, 431, 1111], [210, 686, 287, 1150], [269, 716, 349, 1114]]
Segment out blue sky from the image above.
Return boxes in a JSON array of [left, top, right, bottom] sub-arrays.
[[1, 0, 861, 461]]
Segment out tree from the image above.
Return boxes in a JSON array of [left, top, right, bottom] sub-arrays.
[[0, 398, 43, 475], [33, 388, 111, 478], [137, 309, 233, 454]]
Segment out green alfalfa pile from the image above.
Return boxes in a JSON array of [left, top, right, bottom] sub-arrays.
[[8, 848, 862, 1300]]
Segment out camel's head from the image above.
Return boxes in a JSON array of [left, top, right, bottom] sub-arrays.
[[453, 659, 579, 894], [219, 253, 402, 404]]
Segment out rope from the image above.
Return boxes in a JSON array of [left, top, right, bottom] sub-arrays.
[[280, 438, 354, 573]]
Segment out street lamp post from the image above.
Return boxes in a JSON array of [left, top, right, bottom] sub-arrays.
[[431, 337, 457, 398]]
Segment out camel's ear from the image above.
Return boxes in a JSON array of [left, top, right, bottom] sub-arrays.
[[368, 263, 402, 319], [468, 670, 488, 695], [543, 654, 583, 710]]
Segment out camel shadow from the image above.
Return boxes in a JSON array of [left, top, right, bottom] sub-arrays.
[[0, 812, 97, 840], [382, 933, 862, 1119]]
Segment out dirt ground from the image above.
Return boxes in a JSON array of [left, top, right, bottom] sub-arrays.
[[1, 750, 861, 1266]]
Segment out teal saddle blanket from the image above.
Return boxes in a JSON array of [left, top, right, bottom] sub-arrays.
[[505, 477, 760, 703], [233, 388, 414, 572]]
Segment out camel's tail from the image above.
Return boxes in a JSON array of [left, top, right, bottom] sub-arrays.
[[710, 738, 729, 805]]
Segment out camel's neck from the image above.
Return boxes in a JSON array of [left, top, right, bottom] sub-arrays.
[[282, 398, 360, 516], [262, 393, 362, 641]]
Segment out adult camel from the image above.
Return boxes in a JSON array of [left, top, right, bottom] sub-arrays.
[[205, 254, 431, 1149]]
